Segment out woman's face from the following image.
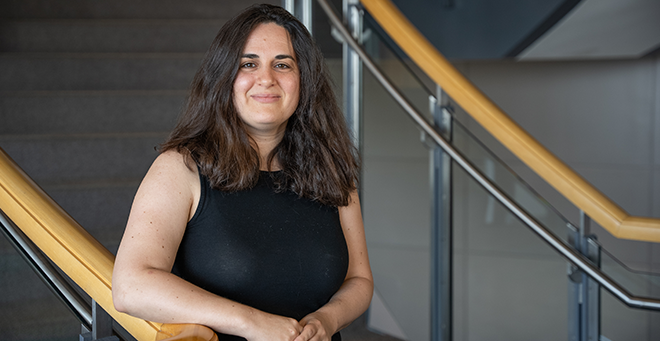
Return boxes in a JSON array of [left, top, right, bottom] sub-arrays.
[[233, 23, 300, 137]]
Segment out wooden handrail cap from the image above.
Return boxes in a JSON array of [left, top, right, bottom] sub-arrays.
[[156, 324, 219, 341]]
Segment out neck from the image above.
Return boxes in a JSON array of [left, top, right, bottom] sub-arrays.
[[248, 130, 284, 171]]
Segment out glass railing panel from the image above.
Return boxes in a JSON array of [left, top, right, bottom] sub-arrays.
[[600, 248, 660, 298], [360, 4, 572, 254], [446, 94, 660, 301], [452, 162, 569, 341], [358, 2, 660, 305], [319, 2, 660, 340], [601, 287, 660, 340], [361, 14, 436, 121], [360, 53, 433, 341], [451, 114, 571, 256], [361, 9, 575, 247], [358, 8, 571, 340], [350, 14, 434, 341]]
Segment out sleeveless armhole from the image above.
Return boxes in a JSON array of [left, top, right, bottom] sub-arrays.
[[187, 167, 207, 225]]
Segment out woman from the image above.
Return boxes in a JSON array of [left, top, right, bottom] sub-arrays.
[[112, 4, 373, 341]]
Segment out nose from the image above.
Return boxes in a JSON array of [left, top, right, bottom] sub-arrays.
[[257, 67, 275, 87]]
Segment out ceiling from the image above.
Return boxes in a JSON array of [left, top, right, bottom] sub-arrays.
[[387, 0, 660, 60], [517, 0, 660, 60]]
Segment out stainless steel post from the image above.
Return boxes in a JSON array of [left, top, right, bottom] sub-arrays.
[[283, 0, 295, 14], [430, 86, 453, 341], [343, 0, 363, 151], [301, 0, 313, 34], [580, 213, 601, 341], [568, 212, 601, 341], [92, 300, 116, 340]]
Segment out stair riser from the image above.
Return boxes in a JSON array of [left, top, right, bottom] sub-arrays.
[[1, 135, 163, 183], [0, 55, 203, 91], [0, 20, 224, 53], [0, 93, 186, 135], [46, 185, 138, 248], [0, 297, 80, 340], [0, 0, 278, 19], [0, 254, 68, 302]]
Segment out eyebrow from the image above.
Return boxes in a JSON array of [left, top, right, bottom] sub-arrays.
[[241, 53, 296, 61]]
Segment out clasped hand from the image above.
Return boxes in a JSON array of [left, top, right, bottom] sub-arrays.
[[247, 311, 333, 341]]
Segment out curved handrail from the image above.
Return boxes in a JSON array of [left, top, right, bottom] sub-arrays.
[[358, 0, 660, 243], [0, 147, 215, 341]]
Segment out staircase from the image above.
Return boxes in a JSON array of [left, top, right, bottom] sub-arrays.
[[0, 1, 276, 339]]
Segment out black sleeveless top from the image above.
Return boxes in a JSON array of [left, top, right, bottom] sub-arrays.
[[172, 171, 349, 340]]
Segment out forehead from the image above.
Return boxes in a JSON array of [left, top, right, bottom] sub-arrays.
[[242, 23, 295, 56]]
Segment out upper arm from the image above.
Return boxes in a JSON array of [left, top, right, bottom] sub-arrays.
[[114, 151, 199, 277], [338, 191, 373, 283]]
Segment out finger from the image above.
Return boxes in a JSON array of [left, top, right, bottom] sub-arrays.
[[294, 324, 315, 341]]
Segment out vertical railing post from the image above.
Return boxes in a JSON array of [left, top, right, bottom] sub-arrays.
[[343, 0, 363, 152], [430, 86, 453, 341], [283, 0, 295, 14], [283, 0, 312, 33], [301, 0, 313, 34], [93, 300, 116, 340], [80, 300, 118, 341], [568, 212, 601, 341]]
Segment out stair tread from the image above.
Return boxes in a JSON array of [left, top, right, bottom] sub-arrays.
[[0, 0, 278, 19], [2, 134, 163, 182], [0, 19, 225, 53], [0, 91, 185, 134], [0, 54, 203, 91]]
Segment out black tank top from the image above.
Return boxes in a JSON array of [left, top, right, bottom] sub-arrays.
[[172, 171, 348, 340]]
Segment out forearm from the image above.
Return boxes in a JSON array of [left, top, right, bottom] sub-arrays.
[[113, 268, 255, 336], [314, 275, 374, 333]]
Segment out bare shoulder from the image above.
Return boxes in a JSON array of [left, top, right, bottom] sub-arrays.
[[135, 150, 200, 221], [145, 150, 198, 190], [149, 150, 197, 179]]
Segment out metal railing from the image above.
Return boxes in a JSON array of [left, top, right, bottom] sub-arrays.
[[0, 210, 93, 328], [0, 210, 126, 341]]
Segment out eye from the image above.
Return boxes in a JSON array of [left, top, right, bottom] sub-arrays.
[[241, 62, 257, 69], [274, 63, 291, 69]]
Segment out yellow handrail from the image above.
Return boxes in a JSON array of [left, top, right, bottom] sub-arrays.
[[360, 0, 660, 242], [0, 147, 215, 341]]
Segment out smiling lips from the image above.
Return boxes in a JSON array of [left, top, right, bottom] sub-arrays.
[[251, 94, 281, 103]]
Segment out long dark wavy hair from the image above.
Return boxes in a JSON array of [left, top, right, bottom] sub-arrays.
[[160, 4, 359, 207]]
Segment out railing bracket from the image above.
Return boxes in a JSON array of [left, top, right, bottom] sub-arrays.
[[568, 266, 583, 284]]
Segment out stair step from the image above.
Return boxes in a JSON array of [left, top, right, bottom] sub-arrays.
[[0, 90, 186, 135], [45, 183, 139, 253], [1, 134, 163, 183], [0, 19, 224, 53], [0, 53, 203, 91], [0, 296, 80, 341], [0, 252, 70, 301], [0, 0, 278, 19]]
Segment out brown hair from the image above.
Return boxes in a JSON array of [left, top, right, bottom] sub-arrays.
[[160, 4, 359, 206]]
